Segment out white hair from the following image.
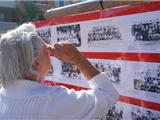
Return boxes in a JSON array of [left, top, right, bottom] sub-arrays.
[[0, 23, 44, 87]]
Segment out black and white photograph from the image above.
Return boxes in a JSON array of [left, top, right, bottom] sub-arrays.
[[131, 19, 160, 41], [131, 106, 160, 120], [122, 11, 160, 52], [134, 65, 160, 94], [96, 103, 124, 120], [92, 61, 121, 84], [88, 25, 122, 46], [56, 24, 81, 47], [37, 27, 51, 44], [61, 62, 81, 80], [124, 61, 160, 103]]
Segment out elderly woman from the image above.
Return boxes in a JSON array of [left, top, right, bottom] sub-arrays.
[[0, 23, 119, 120]]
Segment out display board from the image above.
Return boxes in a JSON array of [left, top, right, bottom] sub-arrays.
[[34, 1, 160, 120]]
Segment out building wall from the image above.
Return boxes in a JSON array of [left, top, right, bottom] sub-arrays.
[[0, 22, 17, 33], [0, 1, 17, 22], [0, 1, 17, 33], [0, 1, 16, 8]]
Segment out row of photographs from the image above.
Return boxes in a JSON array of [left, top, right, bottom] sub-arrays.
[[95, 101, 160, 120], [37, 10, 160, 53], [46, 58, 160, 104]]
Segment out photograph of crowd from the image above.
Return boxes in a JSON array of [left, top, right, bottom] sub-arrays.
[[61, 62, 81, 80], [131, 107, 160, 120], [88, 25, 122, 43], [92, 62, 121, 84], [37, 28, 51, 44], [134, 65, 160, 94], [56, 24, 81, 47], [96, 105, 123, 120], [131, 19, 160, 41]]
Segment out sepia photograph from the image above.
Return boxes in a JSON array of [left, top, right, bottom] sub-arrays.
[[56, 24, 81, 47]]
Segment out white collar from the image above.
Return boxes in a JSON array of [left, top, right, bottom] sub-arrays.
[[0, 80, 50, 98]]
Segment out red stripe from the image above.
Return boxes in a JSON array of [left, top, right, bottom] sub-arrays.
[[34, 11, 101, 27], [82, 52, 160, 63], [44, 80, 90, 91], [34, 19, 55, 28], [119, 95, 160, 111], [34, 1, 160, 28]]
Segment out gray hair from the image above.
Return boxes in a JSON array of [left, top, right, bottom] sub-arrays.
[[0, 23, 44, 87]]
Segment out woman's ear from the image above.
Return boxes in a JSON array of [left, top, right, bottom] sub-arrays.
[[32, 59, 41, 71]]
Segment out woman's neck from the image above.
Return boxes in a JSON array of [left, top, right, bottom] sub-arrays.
[[24, 75, 41, 83]]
